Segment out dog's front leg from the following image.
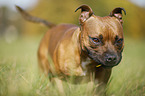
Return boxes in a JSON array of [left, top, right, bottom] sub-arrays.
[[54, 78, 66, 96], [94, 68, 112, 85], [92, 68, 112, 95]]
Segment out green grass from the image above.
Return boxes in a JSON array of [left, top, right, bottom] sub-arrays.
[[0, 37, 145, 96]]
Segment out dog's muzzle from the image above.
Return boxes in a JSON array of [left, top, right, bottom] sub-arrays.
[[101, 53, 122, 68], [104, 54, 117, 65], [83, 46, 122, 68]]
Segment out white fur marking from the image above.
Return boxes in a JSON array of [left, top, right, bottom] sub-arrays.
[[81, 57, 91, 76]]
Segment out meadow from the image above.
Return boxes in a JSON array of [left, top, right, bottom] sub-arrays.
[[0, 37, 145, 96]]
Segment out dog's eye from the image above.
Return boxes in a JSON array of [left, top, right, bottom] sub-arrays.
[[115, 39, 123, 50], [89, 36, 101, 46], [116, 39, 123, 44], [92, 38, 100, 44], [115, 39, 123, 46]]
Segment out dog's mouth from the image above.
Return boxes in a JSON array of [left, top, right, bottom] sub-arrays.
[[92, 58, 120, 68], [100, 63, 119, 68], [91, 54, 122, 68], [90, 57, 118, 68], [83, 46, 122, 68], [93, 55, 122, 68]]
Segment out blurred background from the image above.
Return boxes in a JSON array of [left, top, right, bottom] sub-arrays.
[[0, 0, 145, 96], [0, 0, 145, 38]]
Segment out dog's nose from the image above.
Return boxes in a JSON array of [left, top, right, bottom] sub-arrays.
[[105, 54, 117, 64]]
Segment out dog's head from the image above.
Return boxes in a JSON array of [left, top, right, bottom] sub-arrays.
[[75, 5, 126, 68]]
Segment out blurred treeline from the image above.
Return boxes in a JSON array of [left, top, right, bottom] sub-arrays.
[[0, 0, 145, 39]]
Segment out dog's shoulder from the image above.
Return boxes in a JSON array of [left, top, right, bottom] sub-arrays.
[[48, 24, 79, 57]]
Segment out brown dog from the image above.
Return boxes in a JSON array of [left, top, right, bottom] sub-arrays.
[[16, 5, 126, 84]]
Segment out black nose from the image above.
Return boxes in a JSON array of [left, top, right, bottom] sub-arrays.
[[105, 54, 117, 64]]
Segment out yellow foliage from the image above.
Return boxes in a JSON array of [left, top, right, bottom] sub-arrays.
[[22, 0, 145, 39]]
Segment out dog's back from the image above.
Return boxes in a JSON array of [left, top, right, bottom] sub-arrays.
[[48, 24, 78, 57], [38, 24, 78, 75], [16, 5, 81, 75]]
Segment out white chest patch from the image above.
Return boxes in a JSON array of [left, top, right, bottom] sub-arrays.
[[81, 57, 92, 75]]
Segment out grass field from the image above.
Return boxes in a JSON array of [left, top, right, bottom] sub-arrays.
[[0, 37, 145, 96]]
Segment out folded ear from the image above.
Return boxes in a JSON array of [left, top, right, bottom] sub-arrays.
[[75, 5, 94, 25], [110, 7, 126, 24]]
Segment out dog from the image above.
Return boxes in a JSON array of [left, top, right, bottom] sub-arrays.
[[16, 5, 126, 85]]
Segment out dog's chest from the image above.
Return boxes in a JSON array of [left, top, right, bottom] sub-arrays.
[[81, 57, 92, 76]]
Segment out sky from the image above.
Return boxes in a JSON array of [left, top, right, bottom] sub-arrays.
[[130, 0, 145, 7], [0, 0, 145, 11], [0, 0, 38, 10]]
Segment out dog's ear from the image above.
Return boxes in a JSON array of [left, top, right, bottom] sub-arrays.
[[110, 7, 126, 24], [75, 5, 94, 25]]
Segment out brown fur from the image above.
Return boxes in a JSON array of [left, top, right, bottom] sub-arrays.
[[16, 5, 126, 84]]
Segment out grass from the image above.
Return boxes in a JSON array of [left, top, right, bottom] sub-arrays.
[[0, 37, 145, 96]]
